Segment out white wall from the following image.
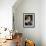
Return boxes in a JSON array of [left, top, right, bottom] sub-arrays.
[[13, 0, 41, 46], [41, 0, 46, 46], [0, 0, 16, 30]]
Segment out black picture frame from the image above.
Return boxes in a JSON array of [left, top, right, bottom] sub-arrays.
[[23, 13, 35, 28]]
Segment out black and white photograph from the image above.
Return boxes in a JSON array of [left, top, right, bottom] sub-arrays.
[[23, 13, 35, 28]]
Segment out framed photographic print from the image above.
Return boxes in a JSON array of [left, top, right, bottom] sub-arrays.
[[23, 13, 35, 28]]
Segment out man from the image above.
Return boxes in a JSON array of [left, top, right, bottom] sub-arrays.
[[25, 15, 32, 25]]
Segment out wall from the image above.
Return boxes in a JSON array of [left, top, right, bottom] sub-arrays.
[[41, 0, 46, 46], [0, 0, 16, 30], [13, 0, 41, 46]]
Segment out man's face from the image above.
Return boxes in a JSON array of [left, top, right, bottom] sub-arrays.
[[26, 16, 31, 22], [28, 16, 31, 21]]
